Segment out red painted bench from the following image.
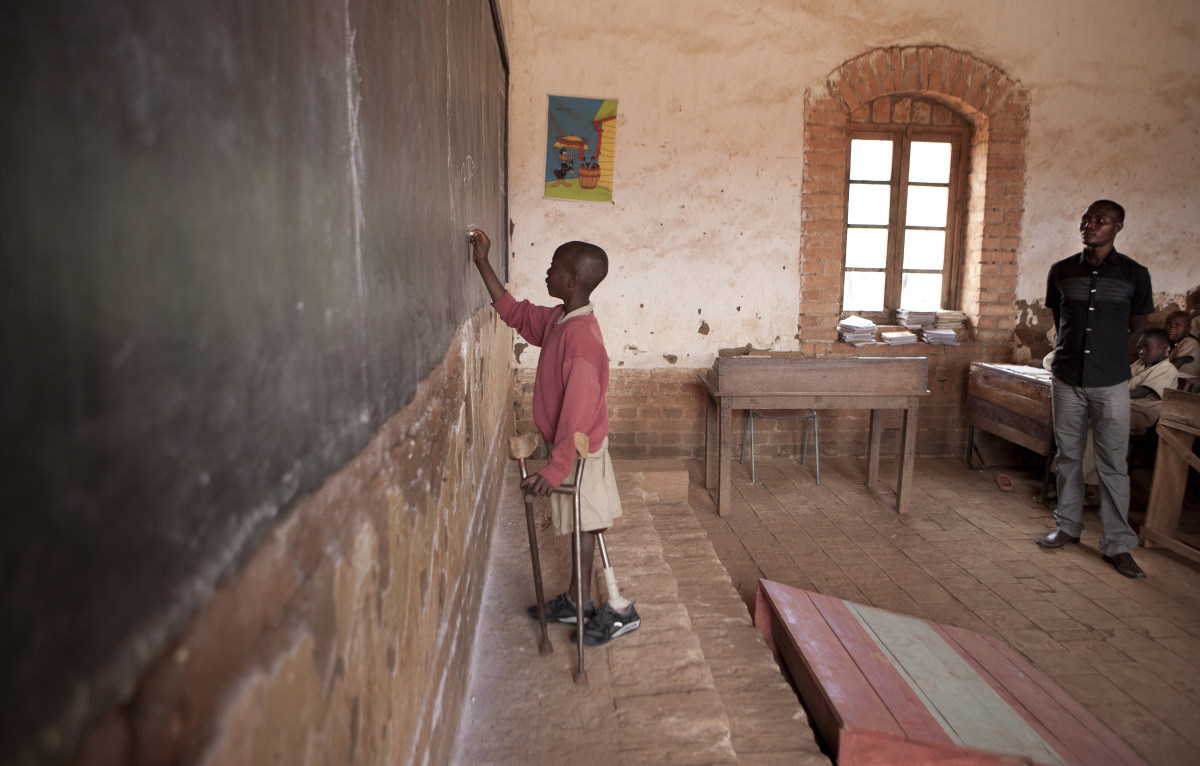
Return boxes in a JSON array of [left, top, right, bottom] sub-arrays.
[[756, 580, 1147, 765]]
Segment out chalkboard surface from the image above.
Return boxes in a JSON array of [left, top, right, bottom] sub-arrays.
[[0, 0, 508, 760]]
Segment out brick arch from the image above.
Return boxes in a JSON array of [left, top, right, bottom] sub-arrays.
[[828, 46, 1019, 124], [799, 45, 1030, 352]]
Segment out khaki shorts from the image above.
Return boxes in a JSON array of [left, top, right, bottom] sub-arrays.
[[550, 437, 623, 535]]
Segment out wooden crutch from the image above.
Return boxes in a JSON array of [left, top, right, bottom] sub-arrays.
[[510, 432, 552, 656]]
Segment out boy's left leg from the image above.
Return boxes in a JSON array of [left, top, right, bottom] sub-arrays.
[[526, 528, 595, 624], [569, 530, 600, 604], [526, 531, 596, 623]]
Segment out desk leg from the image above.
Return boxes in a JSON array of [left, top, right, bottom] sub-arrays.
[[896, 405, 918, 514], [1143, 427, 1194, 547], [705, 392, 718, 491], [718, 401, 732, 516], [866, 409, 883, 490]]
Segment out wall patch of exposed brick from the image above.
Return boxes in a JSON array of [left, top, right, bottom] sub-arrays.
[[516, 345, 1010, 465]]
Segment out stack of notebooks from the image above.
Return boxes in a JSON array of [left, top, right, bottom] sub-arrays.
[[838, 315, 877, 345], [920, 327, 959, 345], [895, 309, 936, 330], [935, 310, 966, 329], [881, 330, 918, 345], [918, 309, 965, 345]]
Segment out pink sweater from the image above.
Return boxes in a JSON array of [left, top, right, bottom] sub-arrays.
[[493, 292, 610, 487]]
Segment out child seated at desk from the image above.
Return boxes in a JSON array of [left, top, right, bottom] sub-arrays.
[[1165, 310, 1200, 377]]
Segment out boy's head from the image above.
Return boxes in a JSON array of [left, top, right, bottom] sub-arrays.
[[1165, 310, 1190, 343], [1136, 327, 1171, 366], [546, 241, 608, 301]]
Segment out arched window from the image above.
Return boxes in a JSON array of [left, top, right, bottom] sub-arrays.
[[799, 47, 1030, 351]]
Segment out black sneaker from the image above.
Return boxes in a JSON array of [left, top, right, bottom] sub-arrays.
[[572, 603, 641, 646], [527, 591, 595, 624]]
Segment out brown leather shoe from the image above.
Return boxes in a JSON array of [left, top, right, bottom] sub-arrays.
[[1036, 530, 1081, 549], [1103, 552, 1146, 579]]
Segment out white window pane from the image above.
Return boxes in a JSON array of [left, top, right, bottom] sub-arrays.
[[905, 186, 948, 227], [845, 227, 888, 268], [849, 139, 893, 181], [902, 229, 946, 270], [908, 141, 952, 183], [843, 271, 885, 311], [900, 272, 942, 311], [848, 183, 891, 225]]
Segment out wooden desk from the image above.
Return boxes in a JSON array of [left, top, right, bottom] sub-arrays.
[[701, 356, 928, 515], [965, 362, 1054, 504], [1142, 388, 1200, 563]]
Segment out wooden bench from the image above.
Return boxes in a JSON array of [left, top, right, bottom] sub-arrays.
[[756, 580, 1147, 766], [965, 362, 1055, 505]]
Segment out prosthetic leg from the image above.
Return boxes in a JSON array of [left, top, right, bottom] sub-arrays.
[[595, 532, 631, 613]]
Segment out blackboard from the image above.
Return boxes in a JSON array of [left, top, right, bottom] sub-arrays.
[[0, 1, 508, 761]]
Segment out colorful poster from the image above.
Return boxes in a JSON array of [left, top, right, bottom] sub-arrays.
[[544, 95, 617, 202]]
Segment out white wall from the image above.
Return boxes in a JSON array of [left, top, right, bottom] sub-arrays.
[[504, 0, 1200, 370]]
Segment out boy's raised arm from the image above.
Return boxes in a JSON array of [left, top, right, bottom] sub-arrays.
[[470, 229, 506, 303]]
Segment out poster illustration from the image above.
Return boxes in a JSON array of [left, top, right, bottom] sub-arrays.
[[544, 95, 617, 202]]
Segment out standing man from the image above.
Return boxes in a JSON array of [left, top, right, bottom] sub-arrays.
[[1037, 200, 1153, 579]]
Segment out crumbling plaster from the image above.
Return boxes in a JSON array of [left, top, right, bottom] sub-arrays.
[[505, 0, 1200, 369]]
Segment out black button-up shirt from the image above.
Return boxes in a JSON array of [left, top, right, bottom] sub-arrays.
[[1046, 249, 1153, 387]]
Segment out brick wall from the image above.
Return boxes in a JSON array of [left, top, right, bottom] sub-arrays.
[[69, 309, 514, 766], [516, 336, 1012, 464]]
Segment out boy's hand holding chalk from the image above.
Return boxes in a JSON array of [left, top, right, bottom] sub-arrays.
[[470, 229, 504, 302], [469, 228, 491, 264]]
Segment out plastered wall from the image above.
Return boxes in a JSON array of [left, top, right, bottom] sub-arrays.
[[504, 0, 1200, 370]]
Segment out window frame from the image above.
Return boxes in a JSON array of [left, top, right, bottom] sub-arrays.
[[839, 124, 970, 323]]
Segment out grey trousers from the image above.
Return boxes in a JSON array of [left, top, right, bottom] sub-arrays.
[[1051, 378, 1138, 555]]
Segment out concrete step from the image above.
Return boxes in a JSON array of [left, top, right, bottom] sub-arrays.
[[452, 459, 828, 765], [623, 461, 828, 766]]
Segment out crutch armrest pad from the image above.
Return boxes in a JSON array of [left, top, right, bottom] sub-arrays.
[[573, 431, 590, 459], [508, 432, 540, 460]]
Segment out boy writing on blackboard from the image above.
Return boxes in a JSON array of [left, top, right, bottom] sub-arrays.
[[470, 229, 640, 646]]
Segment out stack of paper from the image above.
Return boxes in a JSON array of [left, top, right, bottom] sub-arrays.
[[935, 310, 966, 329], [896, 309, 936, 329], [838, 315, 878, 344], [920, 327, 959, 345], [881, 330, 918, 345]]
